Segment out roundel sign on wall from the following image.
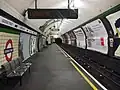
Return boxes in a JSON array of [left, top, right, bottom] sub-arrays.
[[4, 39, 14, 62]]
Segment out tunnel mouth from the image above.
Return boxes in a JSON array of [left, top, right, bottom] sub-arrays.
[[55, 38, 62, 44]]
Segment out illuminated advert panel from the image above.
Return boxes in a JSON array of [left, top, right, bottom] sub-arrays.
[[73, 28, 86, 49], [83, 19, 108, 54]]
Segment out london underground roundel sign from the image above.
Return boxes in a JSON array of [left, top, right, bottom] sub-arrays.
[[4, 39, 14, 62]]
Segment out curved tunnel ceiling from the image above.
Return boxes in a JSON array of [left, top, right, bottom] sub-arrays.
[[3, 0, 120, 36]]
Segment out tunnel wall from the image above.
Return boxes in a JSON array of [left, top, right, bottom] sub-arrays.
[[0, 9, 45, 68], [60, 4, 120, 90], [61, 4, 120, 58]]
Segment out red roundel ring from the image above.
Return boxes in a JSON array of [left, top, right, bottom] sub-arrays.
[[4, 39, 14, 62]]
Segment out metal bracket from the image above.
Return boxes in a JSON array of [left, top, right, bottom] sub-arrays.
[[35, 0, 37, 9]]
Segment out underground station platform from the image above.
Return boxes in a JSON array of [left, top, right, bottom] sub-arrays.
[[9, 44, 105, 90]]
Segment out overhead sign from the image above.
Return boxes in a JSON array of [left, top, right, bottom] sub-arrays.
[[28, 9, 78, 19]]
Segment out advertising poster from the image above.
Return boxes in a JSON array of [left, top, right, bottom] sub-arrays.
[[68, 31, 76, 46], [19, 33, 38, 60], [0, 28, 19, 66], [29, 35, 37, 56], [65, 33, 71, 45], [42, 36, 46, 47], [61, 36, 64, 43], [38, 36, 43, 51], [83, 19, 108, 54], [61, 35, 66, 43], [19, 33, 30, 60], [107, 11, 120, 56], [73, 28, 86, 49]]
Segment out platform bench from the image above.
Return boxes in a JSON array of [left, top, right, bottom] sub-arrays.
[[1, 58, 32, 86]]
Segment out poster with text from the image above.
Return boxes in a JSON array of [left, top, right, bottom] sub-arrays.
[[68, 31, 76, 46], [73, 28, 86, 49], [65, 33, 71, 45], [38, 36, 43, 51], [107, 11, 120, 56], [61, 36, 64, 43], [83, 19, 108, 54], [19, 33, 30, 60], [29, 35, 37, 56], [62, 35, 67, 43]]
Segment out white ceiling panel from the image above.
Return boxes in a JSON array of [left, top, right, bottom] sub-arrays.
[[5, 0, 34, 14]]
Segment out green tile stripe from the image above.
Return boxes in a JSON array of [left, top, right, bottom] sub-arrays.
[[0, 28, 19, 34], [98, 4, 120, 18]]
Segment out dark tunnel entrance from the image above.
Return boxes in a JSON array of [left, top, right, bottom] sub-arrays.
[[55, 38, 62, 44]]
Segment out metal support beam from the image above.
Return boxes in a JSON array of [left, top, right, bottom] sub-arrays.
[[35, 0, 37, 9], [68, 0, 70, 9]]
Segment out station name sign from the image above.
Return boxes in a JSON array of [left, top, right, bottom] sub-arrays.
[[28, 9, 78, 19]]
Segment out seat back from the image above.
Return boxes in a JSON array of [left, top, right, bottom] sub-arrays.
[[1, 62, 12, 75], [14, 58, 20, 66], [17, 57, 23, 65], [14, 57, 23, 66], [10, 60, 16, 70]]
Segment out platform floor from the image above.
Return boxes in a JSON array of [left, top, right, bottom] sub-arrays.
[[14, 44, 93, 90]]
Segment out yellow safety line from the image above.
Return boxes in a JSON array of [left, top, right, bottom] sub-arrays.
[[70, 61, 98, 90]]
